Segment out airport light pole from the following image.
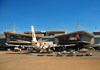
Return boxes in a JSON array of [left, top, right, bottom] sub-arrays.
[[48, 27, 49, 36]]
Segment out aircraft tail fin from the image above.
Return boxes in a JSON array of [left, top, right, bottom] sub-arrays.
[[31, 26, 37, 43]]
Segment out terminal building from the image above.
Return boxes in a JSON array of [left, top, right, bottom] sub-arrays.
[[91, 31, 100, 49], [24, 30, 65, 45], [24, 30, 94, 50], [2, 30, 65, 49], [55, 31, 94, 50], [1, 30, 94, 51], [92, 31, 100, 44], [0, 23, 94, 51], [4, 32, 43, 47]]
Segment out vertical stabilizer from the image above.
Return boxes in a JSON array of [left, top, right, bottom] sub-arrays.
[[31, 26, 37, 43]]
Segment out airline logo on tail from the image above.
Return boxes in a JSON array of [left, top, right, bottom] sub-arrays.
[[31, 26, 37, 43]]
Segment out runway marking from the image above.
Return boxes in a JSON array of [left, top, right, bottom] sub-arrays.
[[0, 55, 31, 64]]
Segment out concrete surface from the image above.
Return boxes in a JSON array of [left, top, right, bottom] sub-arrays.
[[0, 50, 100, 70]]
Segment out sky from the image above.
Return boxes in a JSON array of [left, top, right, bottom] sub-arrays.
[[0, 0, 100, 34]]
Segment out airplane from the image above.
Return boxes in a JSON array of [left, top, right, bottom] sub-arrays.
[[27, 25, 53, 53], [27, 26, 45, 53]]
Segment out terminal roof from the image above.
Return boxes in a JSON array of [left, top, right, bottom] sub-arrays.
[[4, 32, 43, 38], [55, 31, 94, 38]]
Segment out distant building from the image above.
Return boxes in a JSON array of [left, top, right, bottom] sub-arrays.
[[0, 34, 6, 47], [92, 31, 100, 44], [91, 31, 100, 49]]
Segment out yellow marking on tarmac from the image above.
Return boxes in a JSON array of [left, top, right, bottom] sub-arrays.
[[30, 53, 37, 55], [0, 55, 31, 64]]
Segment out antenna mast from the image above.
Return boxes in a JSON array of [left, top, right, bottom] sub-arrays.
[[78, 23, 79, 31], [78, 19, 79, 31], [64, 25, 66, 33], [13, 22, 16, 32], [95, 27, 97, 31], [10, 21, 21, 33], [84, 25, 86, 31], [5, 29, 7, 32], [84, 28, 85, 31]]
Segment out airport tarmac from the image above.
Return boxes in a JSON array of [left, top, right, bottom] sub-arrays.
[[0, 50, 100, 70]]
